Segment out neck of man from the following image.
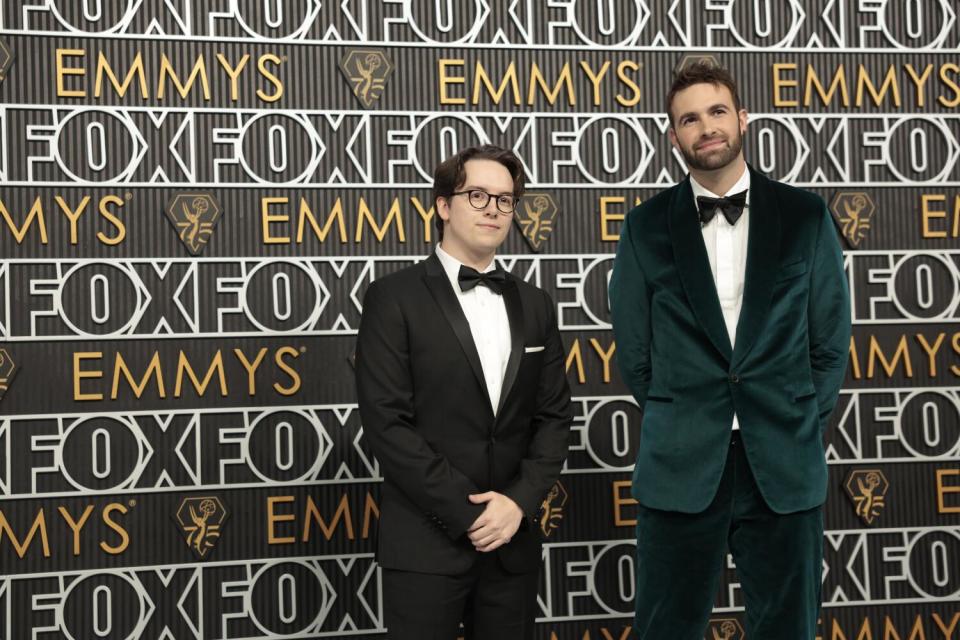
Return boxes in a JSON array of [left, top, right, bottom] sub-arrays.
[[690, 156, 748, 195], [439, 240, 496, 272]]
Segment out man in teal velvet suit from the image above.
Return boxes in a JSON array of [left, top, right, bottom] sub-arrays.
[[609, 62, 851, 638]]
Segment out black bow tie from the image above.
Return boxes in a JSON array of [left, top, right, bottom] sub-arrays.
[[458, 265, 506, 294], [696, 190, 748, 226]]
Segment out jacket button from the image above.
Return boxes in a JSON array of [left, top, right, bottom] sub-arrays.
[[729, 373, 740, 383]]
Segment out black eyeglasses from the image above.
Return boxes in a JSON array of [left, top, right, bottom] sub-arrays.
[[451, 189, 519, 215]]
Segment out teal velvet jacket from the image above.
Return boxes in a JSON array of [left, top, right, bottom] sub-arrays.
[[609, 167, 851, 514]]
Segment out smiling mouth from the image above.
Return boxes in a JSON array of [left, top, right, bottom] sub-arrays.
[[696, 139, 726, 151]]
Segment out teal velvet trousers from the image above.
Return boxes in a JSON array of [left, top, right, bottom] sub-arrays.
[[634, 432, 823, 639]]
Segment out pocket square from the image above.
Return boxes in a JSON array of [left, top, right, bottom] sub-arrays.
[[524, 345, 545, 353]]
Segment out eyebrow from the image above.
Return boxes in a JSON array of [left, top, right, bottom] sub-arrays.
[[463, 184, 513, 195], [677, 103, 730, 120]]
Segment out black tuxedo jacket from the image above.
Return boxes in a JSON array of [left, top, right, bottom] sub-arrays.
[[355, 253, 572, 575]]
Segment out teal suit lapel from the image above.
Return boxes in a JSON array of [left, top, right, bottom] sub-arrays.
[[732, 168, 781, 368], [669, 178, 733, 362]]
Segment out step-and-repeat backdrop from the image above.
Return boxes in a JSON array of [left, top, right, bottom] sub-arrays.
[[0, 2, 958, 639]]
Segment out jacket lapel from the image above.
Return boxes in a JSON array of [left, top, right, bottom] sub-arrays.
[[732, 168, 781, 367], [496, 278, 524, 416], [421, 254, 493, 414], [669, 178, 733, 362]]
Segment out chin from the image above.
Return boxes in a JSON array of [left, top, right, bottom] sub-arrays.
[[473, 237, 504, 251]]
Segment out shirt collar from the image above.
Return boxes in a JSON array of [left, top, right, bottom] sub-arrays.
[[689, 165, 751, 204], [435, 244, 495, 290]]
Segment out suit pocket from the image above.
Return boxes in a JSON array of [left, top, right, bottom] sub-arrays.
[[645, 394, 674, 403], [792, 380, 817, 402], [775, 259, 808, 283], [642, 397, 675, 419]]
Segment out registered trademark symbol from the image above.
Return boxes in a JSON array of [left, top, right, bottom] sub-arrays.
[[128, 499, 137, 507], [125, 192, 133, 200], [282, 56, 288, 62], [299, 346, 307, 353]]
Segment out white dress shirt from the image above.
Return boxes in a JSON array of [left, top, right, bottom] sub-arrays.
[[435, 244, 512, 414], [690, 166, 750, 430]]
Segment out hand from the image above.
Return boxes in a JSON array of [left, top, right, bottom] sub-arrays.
[[467, 492, 523, 552]]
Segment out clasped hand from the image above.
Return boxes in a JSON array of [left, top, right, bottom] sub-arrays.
[[467, 491, 522, 553]]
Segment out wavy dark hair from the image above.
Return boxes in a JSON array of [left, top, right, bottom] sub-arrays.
[[666, 61, 742, 126]]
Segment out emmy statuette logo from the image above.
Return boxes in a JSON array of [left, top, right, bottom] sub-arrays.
[[0, 40, 13, 83], [676, 54, 721, 74], [830, 192, 877, 248], [844, 469, 889, 525], [539, 481, 569, 537], [0, 347, 17, 401], [339, 49, 394, 108], [708, 618, 745, 640], [165, 193, 222, 255], [515, 193, 560, 252], [175, 496, 228, 558]]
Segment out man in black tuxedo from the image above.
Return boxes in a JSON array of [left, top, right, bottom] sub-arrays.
[[355, 145, 572, 639]]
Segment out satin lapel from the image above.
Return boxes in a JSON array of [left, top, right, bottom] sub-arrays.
[[496, 278, 525, 416], [421, 255, 493, 413], [669, 178, 733, 362], [732, 169, 781, 368]]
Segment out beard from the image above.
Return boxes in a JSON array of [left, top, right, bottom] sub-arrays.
[[679, 129, 744, 172]]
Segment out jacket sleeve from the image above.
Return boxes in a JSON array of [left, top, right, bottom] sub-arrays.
[[808, 204, 852, 430], [609, 213, 653, 407], [355, 280, 484, 538], [501, 289, 574, 518]]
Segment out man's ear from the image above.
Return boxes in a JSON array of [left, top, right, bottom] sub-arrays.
[[668, 126, 679, 150], [738, 108, 748, 135], [436, 197, 450, 222]]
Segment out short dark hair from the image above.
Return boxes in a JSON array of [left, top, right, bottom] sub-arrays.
[[666, 62, 742, 126], [432, 144, 526, 241]]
